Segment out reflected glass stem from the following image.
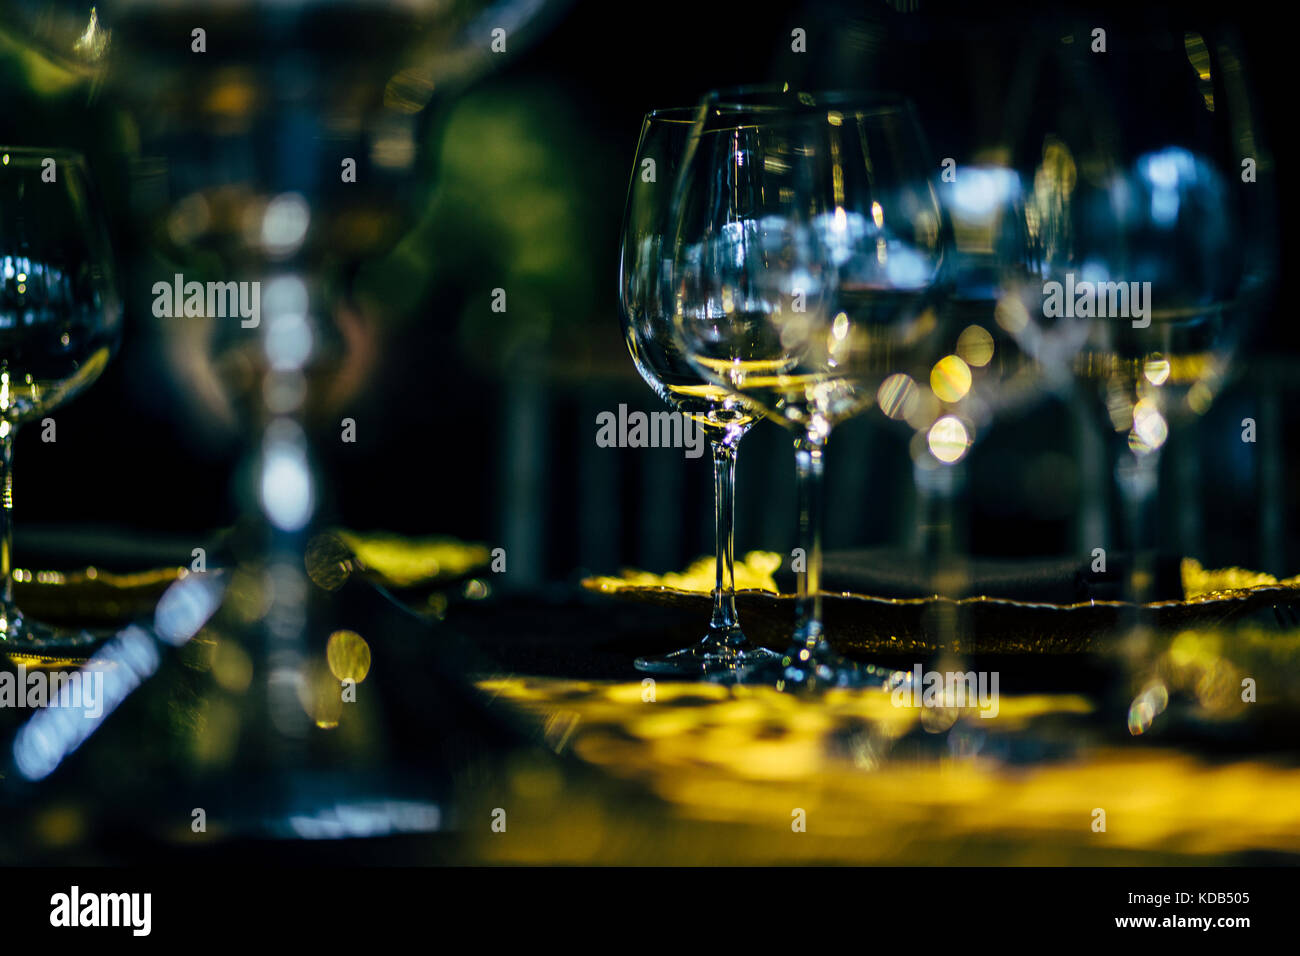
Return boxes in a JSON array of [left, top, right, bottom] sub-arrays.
[[793, 431, 827, 654]]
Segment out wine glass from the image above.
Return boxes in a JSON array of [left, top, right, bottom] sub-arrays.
[[994, 18, 1275, 716], [669, 92, 947, 690], [1080, 147, 1258, 690], [0, 147, 121, 649], [619, 108, 779, 677]]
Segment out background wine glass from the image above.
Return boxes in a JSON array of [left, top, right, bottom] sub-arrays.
[[670, 92, 947, 690], [0, 147, 121, 648], [993, 17, 1276, 719], [1080, 146, 1263, 705], [872, 165, 1049, 682], [619, 108, 778, 677]]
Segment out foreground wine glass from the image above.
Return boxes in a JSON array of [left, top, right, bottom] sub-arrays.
[[619, 109, 779, 677], [670, 93, 946, 689], [0, 148, 121, 649]]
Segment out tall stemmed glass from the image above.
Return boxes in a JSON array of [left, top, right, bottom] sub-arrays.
[[0, 148, 121, 649], [670, 94, 947, 689], [996, 20, 1275, 701], [619, 109, 779, 677], [1079, 149, 1260, 693]]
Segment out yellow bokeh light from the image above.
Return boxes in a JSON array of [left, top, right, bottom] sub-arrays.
[[1143, 354, 1171, 386], [927, 415, 971, 464], [326, 629, 372, 683], [994, 294, 1029, 334], [831, 311, 849, 341], [930, 355, 972, 403], [956, 325, 995, 367]]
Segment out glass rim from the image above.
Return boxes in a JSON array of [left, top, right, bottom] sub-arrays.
[[706, 85, 914, 108], [695, 87, 919, 132], [643, 106, 699, 124]]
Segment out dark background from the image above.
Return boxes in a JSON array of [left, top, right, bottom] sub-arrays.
[[2, 0, 1293, 585]]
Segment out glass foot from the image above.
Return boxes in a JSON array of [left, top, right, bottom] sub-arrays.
[[634, 637, 780, 678], [737, 642, 875, 691]]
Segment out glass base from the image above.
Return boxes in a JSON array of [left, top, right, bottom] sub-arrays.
[[737, 641, 873, 691], [0, 607, 102, 653], [634, 634, 781, 679]]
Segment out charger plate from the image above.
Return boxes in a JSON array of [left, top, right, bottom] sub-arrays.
[[582, 554, 1300, 656]]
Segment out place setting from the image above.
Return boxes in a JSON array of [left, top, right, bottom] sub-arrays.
[[0, 0, 1296, 932]]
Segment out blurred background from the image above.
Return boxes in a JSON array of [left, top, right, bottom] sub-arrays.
[[0, 0, 1290, 587]]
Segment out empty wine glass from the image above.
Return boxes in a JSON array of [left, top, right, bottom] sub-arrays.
[[0, 147, 121, 648], [993, 18, 1276, 713], [619, 108, 780, 677], [670, 92, 947, 689]]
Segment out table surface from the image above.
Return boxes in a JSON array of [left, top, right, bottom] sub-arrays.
[[2, 557, 1299, 865]]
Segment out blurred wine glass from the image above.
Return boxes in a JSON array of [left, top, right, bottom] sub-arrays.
[[670, 91, 947, 689], [993, 17, 1276, 714], [0, 0, 568, 834], [619, 108, 778, 677], [0, 147, 121, 648]]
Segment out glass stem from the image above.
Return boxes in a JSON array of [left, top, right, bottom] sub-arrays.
[[793, 430, 826, 654], [0, 426, 15, 636], [708, 433, 744, 645]]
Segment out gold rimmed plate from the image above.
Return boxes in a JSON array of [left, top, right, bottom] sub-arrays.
[[2, 565, 186, 664], [582, 555, 1300, 657]]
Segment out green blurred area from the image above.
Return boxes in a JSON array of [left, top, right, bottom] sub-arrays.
[[357, 81, 623, 379]]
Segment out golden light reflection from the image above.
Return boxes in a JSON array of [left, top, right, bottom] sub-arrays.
[[586, 551, 782, 595], [927, 415, 971, 464], [334, 530, 490, 588], [327, 630, 371, 683], [1143, 354, 1171, 386], [475, 676, 1300, 862], [956, 324, 994, 367], [930, 354, 972, 403], [830, 311, 849, 341], [1181, 557, 1300, 598], [994, 294, 1029, 334], [298, 659, 344, 729], [1184, 32, 1215, 110], [211, 638, 253, 693], [1187, 380, 1215, 415], [73, 7, 110, 62]]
